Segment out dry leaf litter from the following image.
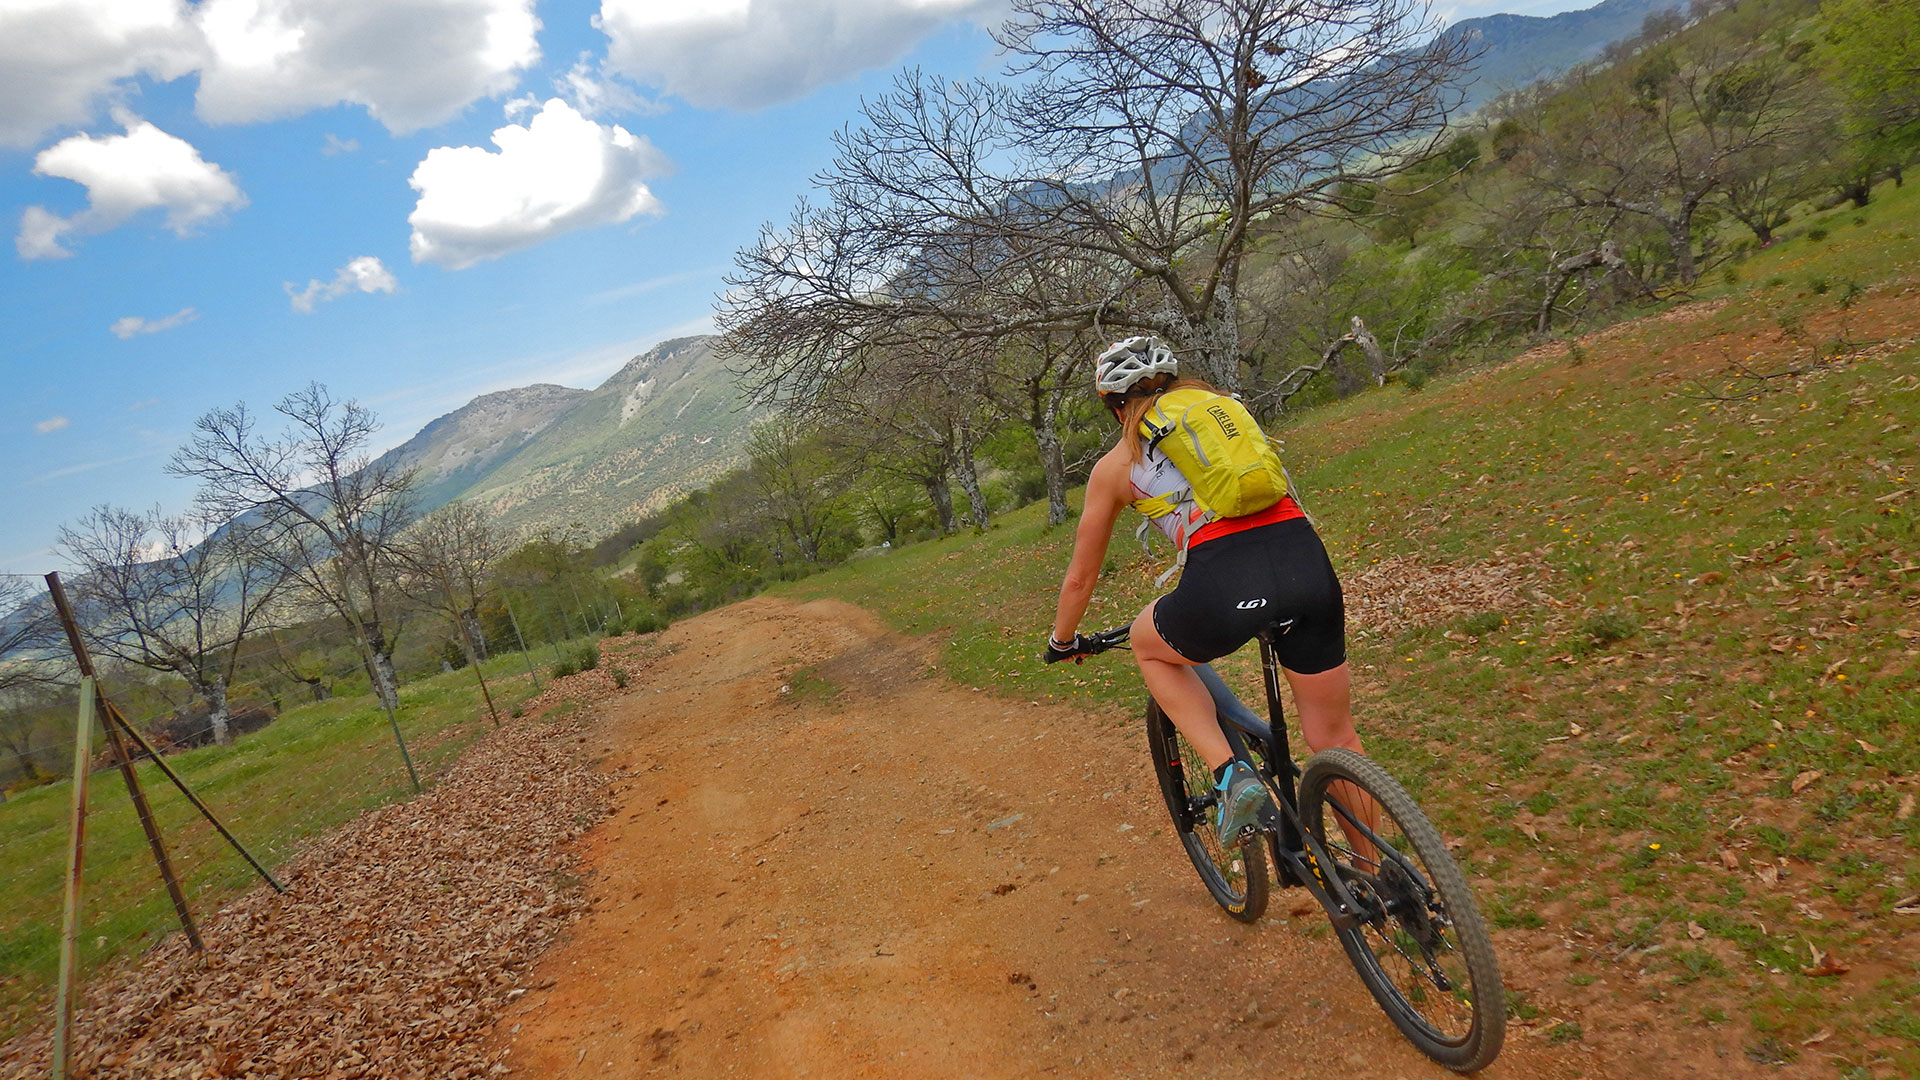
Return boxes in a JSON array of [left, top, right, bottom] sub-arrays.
[[1346, 555, 1555, 638], [0, 675, 622, 1080]]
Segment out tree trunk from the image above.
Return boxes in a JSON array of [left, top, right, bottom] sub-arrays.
[[200, 678, 231, 746], [368, 646, 399, 713], [460, 608, 488, 663], [1667, 213, 1697, 284], [954, 422, 991, 531], [1351, 318, 1388, 386], [924, 476, 958, 536], [1035, 414, 1068, 527]]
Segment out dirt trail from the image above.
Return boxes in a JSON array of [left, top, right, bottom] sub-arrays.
[[494, 597, 1598, 1079]]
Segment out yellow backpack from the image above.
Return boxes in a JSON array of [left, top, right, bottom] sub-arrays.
[[1136, 388, 1288, 516], [1127, 388, 1295, 585]]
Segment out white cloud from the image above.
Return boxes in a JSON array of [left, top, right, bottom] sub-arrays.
[[192, 0, 541, 132], [0, 0, 203, 149], [595, 0, 1003, 110], [0, 1, 541, 149], [407, 98, 669, 269], [35, 416, 70, 434], [286, 255, 399, 312], [111, 306, 200, 338], [322, 133, 359, 156], [558, 54, 662, 119], [16, 114, 246, 259]]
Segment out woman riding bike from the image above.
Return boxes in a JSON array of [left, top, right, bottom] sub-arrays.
[[1044, 336, 1374, 847]]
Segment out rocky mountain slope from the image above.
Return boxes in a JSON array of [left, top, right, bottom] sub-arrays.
[[375, 384, 591, 512], [429, 335, 755, 537], [1446, 0, 1686, 115]]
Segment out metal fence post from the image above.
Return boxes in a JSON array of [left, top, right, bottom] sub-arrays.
[[502, 598, 541, 692]]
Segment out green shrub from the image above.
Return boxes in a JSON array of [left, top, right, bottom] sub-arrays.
[[551, 641, 601, 678], [1580, 610, 1639, 647], [610, 666, 629, 689], [625, 610, 667, 634], [1806, 227, 1828, 242], [1809, 275, 1831, 295]]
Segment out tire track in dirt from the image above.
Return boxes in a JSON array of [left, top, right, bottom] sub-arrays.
[[493, 597, 1600, 1079]]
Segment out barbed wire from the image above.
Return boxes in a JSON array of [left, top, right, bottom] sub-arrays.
[[0, 568, 607, 1050]]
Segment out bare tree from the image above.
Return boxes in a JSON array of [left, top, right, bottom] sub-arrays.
[[0, 575, 58, 697], [170, 384, 418, 714], [402, 501, 511, 666], [57, 506, 282, 745], [741, 423, 850, 563], [722, 0, 1473, 402], [1520, 35, 1809, 285]]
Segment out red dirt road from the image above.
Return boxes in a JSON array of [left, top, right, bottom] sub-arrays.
[[492, 597, 1602, 1079]]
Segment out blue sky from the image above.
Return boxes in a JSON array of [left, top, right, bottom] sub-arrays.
[[1, 0, 1599, 574]]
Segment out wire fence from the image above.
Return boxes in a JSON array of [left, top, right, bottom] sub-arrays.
[[0, 569, 626, 1066]]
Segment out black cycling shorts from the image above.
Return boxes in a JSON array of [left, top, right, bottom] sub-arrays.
[[1151, 516, 1346, 673]]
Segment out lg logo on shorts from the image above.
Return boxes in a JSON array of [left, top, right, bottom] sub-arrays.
[[1235, 598, 1268, 609]]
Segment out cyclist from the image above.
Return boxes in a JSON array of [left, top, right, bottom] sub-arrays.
[[1044, 336, 1374, 848]]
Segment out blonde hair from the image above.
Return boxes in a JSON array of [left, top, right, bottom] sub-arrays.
[[1112, 376, 1221, 465]]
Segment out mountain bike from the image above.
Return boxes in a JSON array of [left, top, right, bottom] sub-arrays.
[[1071, 623, 1506, 1073]]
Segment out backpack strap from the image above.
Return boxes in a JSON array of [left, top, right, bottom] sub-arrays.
[[1128, 490, 1208, 589], [1129, 493, 1181, 519]]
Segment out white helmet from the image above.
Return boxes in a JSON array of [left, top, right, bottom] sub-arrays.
[[1094, 336, 1177, 396]]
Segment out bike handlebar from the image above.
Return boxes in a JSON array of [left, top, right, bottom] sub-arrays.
[[1077, 624, 1133, 655]]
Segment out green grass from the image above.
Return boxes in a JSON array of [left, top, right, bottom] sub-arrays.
[[777, 174, 1920, 1071], [0, 651, 544, 1039]]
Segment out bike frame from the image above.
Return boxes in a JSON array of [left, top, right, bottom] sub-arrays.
[[1186, 627, 1374, 931]]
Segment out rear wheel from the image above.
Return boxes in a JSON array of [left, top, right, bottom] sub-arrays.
[[1145, 699, 1269, 922], [1299, 748, 1504, 1073]]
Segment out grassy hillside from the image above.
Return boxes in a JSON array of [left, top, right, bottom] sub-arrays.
[[778, 178, 1920, 1074]]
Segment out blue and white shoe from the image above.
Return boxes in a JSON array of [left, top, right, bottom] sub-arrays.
[[1212, 760, 1267, 846]]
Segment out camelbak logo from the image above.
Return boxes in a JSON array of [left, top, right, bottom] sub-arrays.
[[1207, 404, 1241, 440], [1235, 598, 1268, 609]]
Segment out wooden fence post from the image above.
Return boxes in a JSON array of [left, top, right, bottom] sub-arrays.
[[52, 678, 95, 1080], [44, 573, 203, 952]]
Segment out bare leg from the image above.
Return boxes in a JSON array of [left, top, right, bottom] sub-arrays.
[[1286, 663, 1382, 866], [1130, 600, 1232, 769]]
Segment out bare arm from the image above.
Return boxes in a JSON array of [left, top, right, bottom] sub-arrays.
[[1051, 447, 1131, 644]]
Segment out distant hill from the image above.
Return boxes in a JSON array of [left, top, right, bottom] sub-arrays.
[[426, 335, 757, 537], [1446, 0, 1687, 115], [375, 383, 591, 512]]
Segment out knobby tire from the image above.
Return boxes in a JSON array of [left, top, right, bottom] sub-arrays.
[[1299, 747, 1505, 1073], [1145, 699, 1270, 923]]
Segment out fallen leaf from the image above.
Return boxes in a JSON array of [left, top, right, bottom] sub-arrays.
[[1568, 721, 1584, 737], [1755, 865, 1780, 887], [1791, 769, 1822, 794], [1897, 793, 1915, 821], [1800, 942, 1849, 978], [1719, 849, 1741, 870], [1856, 739, 1882, 754], [1795, 902, 1824, 921], [1801, 1028, 1833, 1047], [1686, 921, 1706, 940]]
